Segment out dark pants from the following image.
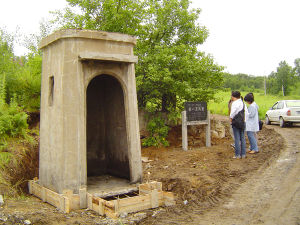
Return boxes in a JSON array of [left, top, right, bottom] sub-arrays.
[[232, 126, 246, 157]]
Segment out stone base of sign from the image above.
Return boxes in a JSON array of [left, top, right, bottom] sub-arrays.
[[182, 111, 211, 150]]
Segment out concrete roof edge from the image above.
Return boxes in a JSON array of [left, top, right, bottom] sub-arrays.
[[39, 29, 137, 49]]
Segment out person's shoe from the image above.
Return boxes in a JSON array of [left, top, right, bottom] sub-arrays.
[[247, 149, 252, 153], [249, 150, 258, 154], [233, 155, 241, 159], [231, 144, 235, 148], [242, 155, 246, 159]]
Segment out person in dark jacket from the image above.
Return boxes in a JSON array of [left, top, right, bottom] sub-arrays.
[[230, 91, 248, 159]]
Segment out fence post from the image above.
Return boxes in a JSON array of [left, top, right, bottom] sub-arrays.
[[182, 111, 188, 151]]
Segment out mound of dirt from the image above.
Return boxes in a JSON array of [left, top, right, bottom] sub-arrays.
[[139, 125, 284, 224]]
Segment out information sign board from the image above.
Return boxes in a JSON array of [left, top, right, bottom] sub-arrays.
[[184, 102, 207, 121]]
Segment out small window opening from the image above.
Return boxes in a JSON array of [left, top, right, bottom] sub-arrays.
[[49, 76, 54, 106]]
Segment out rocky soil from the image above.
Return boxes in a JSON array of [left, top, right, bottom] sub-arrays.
[[1, 116, 297, 225]]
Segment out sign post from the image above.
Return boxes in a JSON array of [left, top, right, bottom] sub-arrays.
[[182, 102, 211, 151]]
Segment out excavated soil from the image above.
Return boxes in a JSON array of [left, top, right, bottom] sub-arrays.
[[139, 125, 283, 224], [0, 116, 285, 225]]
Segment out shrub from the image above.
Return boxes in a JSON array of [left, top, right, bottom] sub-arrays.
[[142, 115, 170, 147], [0, 75, 29, 141], [0, 138, 39, 196], [0, 99, 28, 139]]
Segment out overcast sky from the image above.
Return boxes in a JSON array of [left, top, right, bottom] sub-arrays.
[[0, 0, 299, 76]]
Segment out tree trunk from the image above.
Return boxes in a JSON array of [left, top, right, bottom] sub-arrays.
[[161, 93, 176, 112], [161, 94, 168, 112]]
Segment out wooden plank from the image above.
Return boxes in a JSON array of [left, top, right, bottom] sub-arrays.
[[79, 187, 87, 209], [41, 189, 46, 202], [104, 200, 115, 209], [87, 193, 93, 210], [139, 181, 162, 195], [62, 196, 70, 213], [29, 180, 81, 213], [45, 189, 61, 207], [92, 203, 99, 213], [71, 195, 80, 210], [28, 180, 32, 194], [118, 192, 164, 208], [31, 182, 44, 200], [163, 192, 176, 206], [206, 111, 211, 147], [91, 197, 105, 216], [156, 182, 163, 191], [104, 208, 119, 219], [118, 194, 150, 207], [150, 189, 159, 208], [98, 198, 104, 215], [113, 199, 119, 214]]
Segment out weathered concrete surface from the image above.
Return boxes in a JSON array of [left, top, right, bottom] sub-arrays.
[[39, 29, 142, 194]]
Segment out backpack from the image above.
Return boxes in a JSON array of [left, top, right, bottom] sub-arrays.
[[259, 120, 263, 130], [232, 103, 245, 130]]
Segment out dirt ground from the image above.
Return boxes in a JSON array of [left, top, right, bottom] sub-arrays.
[[0, 115, 292, 225]]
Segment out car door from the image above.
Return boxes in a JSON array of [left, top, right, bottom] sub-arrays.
[[275, 101, 284, 121], [269, 102, 278, 121]]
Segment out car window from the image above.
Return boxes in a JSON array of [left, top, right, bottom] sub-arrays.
[[272, 103, 278, 110], [277, 102, 284, 109], [286, 101, 300, 107]]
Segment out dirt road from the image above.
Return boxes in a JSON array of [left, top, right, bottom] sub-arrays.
[[185, 124, 300, 225], [201, 124, 300, 225]]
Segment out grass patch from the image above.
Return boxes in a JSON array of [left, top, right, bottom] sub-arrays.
[[0, 152, 11, 168]]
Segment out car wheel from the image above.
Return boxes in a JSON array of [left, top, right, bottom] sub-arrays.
[[279, 117, 285, 128], [265, 115, 271, 125]]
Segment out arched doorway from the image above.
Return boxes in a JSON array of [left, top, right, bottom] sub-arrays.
[[86, 74, 130, 180]]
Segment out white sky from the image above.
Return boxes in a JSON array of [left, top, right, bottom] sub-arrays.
[[0, 0, 299, 76]]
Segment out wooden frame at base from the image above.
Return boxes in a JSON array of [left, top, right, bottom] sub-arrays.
[[28, 180, 81, 213], [28, 180, 175, 218], [87, 181, 175, 218]]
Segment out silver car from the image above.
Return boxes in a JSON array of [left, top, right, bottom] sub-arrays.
[[265, 100, 300, 127]]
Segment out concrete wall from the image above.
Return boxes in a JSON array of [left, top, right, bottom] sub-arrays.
[[39, 29, 142, 194]]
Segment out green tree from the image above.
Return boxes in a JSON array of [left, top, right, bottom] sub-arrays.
[[0, 29, 18, 93], [0, 28, 42, 111], [290, 58, 300, 95], [53, 0, 224, 113], [266, 61, 295, 96], [275, 61, 295, 96], [294, 58, 300, 78]]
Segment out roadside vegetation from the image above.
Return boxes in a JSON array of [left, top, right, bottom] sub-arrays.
[[0, 29, 40, 197], [0, 0, 299, 196]]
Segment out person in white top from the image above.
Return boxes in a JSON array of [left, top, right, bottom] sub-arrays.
[[230, 91, 248, 159], [244, 93, 259, 154]]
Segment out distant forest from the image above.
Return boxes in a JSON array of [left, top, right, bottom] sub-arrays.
[[223, 73, 264, 93], [223, 59, 300, 96]]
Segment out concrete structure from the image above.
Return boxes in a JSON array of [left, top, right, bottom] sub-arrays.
[[39, 29, 142, 195]]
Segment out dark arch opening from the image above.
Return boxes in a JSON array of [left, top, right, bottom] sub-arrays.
[[86, 75, 129, 179]]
